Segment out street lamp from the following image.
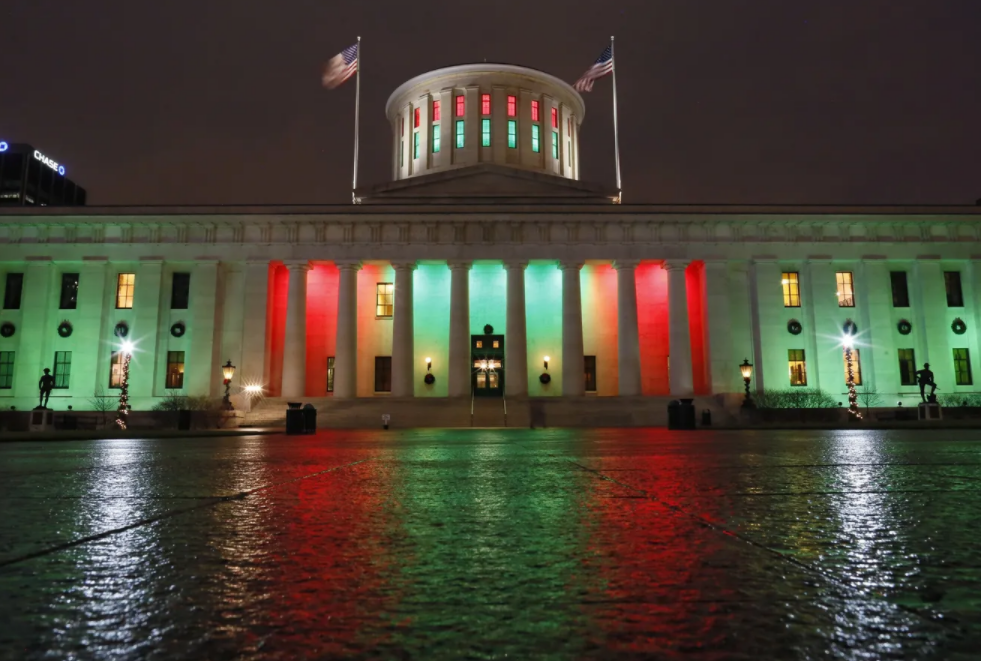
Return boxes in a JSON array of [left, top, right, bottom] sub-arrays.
[[739, 358, 755, 408], [221, 360, 236, 410]]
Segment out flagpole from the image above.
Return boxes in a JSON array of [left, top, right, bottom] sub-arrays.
[[352, 36, 362, 204], [610, 35, 622, 204]]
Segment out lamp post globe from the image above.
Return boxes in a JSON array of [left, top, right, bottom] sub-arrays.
[[221, 360, 236, 410], [739, 359, 755, 409]]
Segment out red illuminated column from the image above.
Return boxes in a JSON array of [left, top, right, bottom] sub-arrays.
[[391, 262, 417, 397], [664, 259, 694, 396], [561, 261, 585, 397], [505, 261, 528, 397], [333, 261, 361, 399], [613, 260, 642, 395], [448, 261, 472, 398], [281, 261, 311, 399]]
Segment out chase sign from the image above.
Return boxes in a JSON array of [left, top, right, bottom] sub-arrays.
[[34, 149, 66, 176]]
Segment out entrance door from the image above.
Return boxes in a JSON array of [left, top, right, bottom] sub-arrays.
[[472, 333, 504, 396]]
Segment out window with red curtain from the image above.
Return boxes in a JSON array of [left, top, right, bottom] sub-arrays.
[[507, 95, 516, 117], [414, 107, 420, 128], [455, 95, 465, 116], [531, 100, 539, 122], [481, 94, 491, 115], [433, 100, 441, 121], [551, 107, 558, 129]]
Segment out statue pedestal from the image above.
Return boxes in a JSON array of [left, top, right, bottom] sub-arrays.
[[29, 408, 54, 432], [917, 402, 942, 421]]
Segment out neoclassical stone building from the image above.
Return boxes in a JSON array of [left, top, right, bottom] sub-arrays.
[[1, 63, 980, 423]]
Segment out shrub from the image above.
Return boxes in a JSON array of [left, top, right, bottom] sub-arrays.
[[938, 393, 981, 408], [755, 388, 837, 409]]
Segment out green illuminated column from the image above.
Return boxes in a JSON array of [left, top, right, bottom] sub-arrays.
[[76, 259, 109, 398], [664, 259, 693, 396], [333, 261, 361, 399], [187, 260, 219, 398], [448, 261, 471, 397], [130, 259, 163, 401], [239, 260, 269, 387], [560, 261, 585, 397], [14, 258, 53, 397], [504, 261, 528, 397], [913, 259, 951, 386], [391, 261, 417, 397]]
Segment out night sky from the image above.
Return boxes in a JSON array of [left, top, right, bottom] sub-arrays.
[[3, 1, 979, 206]]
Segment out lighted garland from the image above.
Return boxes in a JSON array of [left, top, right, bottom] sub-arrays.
[[845, 346, 862, 420], [0, 322, 14, 338], [57, 320, 73, 338], [115, 352, 132, 430], [113, 321, 129, 338], [897, 319, 912, 335], [952, 318, 967, 335], [787, 319, 802, 335]]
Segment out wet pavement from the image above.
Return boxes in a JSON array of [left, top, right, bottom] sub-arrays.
[[1, 429, 980, 660]]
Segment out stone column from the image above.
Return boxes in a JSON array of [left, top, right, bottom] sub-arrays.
[[504, 261, 528, 397], [560, 261, 585, 397], [135, 258, 166, 398], [15, 258, 54, 396], [281, 260, 311, 399], [613, 260, 641, 395], [702, 260, 733, 395], [448, 261, 472, 398], [391, 261, 417, 397], [333, 261, 361, 399], [240, 260, 269, 387], [664, 259, 694, 396]]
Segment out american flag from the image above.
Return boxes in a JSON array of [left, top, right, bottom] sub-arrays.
[[322, 43, 359, 89], [573, 45, 614, 92]]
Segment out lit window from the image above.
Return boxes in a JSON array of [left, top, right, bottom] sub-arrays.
[[945, 271, 964, 307], [843, 348, 862, 385], [413, 132, 419, 159], [59, 273, 79, 310], [53, 351, 72, 389], [481, 119, 491, 147], [492, 340, 499, 348], [374, 356, 392, 392], [551, 107, 558, 129], [432, 100, 440, 121], [531, 125, 540, 153], [165, 351, 185, 389], [455, 95, 465, 117], [109, 351, 123, 389], [953, 348, 972, 386], [835, 271, 854, 307], [552, 131, 558, 159], [584, 355, 597, 392], [116, 273, 135, 309], [531, 100, 539, 122], [507, 95, 516, 117], [455, 120, 465, 148], [475, 340, 483, 349], [507, 120, 517, 149], [376, 283, 394, 318], [432, 127, 440, 153], [481, 94, 491, 115], [327, 356, 335, 392], [414, 107, 420, 128], [0, 351, 13, 389], [898, 349, 916, 386], [788, 349, 807, 386], [781, 272, 800, 307], [890, 271, 909, 307]]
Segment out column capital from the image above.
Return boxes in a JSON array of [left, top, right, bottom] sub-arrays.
[[282, 260, 312, 271], [612, 259, 640, 272], [447, 260, 473, 271], [558, 260, 583, 272], [391, 261, 418, 272], [503, 260, 528, 271], [334, 260, 363, 272], [661, 259, 690, 272]]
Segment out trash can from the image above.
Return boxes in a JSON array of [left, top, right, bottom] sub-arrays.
[[678, 398, 696, 429], [667, 400, 681, 430], [177, 409, 192, 431], [302, 404, 317, 434], [285, 402, 304, 435], [701, 408, 712, 427]]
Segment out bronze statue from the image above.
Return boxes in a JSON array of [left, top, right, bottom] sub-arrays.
[[38, 368, 54, 409], [915, 363, 937, 402]]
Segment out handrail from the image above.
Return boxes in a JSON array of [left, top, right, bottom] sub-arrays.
[[470, 388, 475, 427], [502, 395, 507, 427]]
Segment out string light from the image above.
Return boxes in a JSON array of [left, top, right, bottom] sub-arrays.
[[115, 341, 134, 429]]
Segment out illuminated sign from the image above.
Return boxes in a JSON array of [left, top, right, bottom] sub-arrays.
[[33, 149, 66, 176], [0, 141, 8, 152]]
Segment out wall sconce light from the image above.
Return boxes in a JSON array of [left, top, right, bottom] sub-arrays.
[[540, 355, 551, 384], [424, 357, 435, 385], [543, 356, 550, 370], [425, 357, 432, 372]]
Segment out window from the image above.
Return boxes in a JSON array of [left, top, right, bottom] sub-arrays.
[[551, 107, 558, 129], [945, 271, 964, 307], [165, 351, 185, 389], [171, 272, 190, 309], [788, 349, 807, 386], [835, 271, 855, 307], [898, 349, 916, 386], [376, 283, 394, 318], [109, 351, 124, 389], [374, 356, 392, 392], [843, 348, 862, 385], [781, 272, 800, 307], [455, 120, 465, 149], [481, 94, 491, 115], [552, 131, 559, 159], [414, 107, 420, 128], [531, 100, 539, 122], [432, 128, 440, 153], [413, 132, 419, 159], [475, 340, 483, 349], [59, 273, 79, 310], [0, 352, 13, 389], [53, 351, 71, 389], [455, 95, 465, 117], [507, 120, 517, 149], [432, 99, 440, 121], [400, 116, 404, 135], [568, 117, 572, 134], [584, 355, 597, 392], [116, 273, 135, 309], [507, 95, 516, 117], [890, 271, 909, 307], [327, 356, 335, 393], [3, 273, 23, 310], [953, 348, 972, 386], [531, 125, 540, 153], [481, 119, 491, 147]]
